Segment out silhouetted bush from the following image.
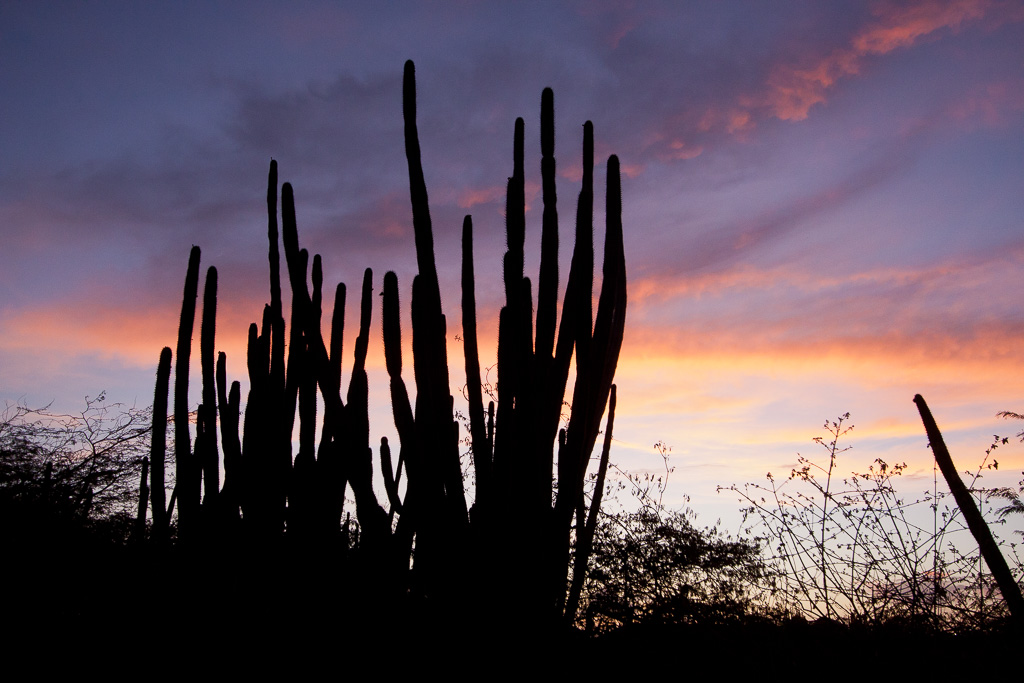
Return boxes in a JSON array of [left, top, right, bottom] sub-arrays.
[[0, 394, 148, 547], [724, 412, 1024, 632], [583, 508, 765, 632]]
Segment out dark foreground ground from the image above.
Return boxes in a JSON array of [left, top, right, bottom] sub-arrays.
[[4, 534, 1019, 675]]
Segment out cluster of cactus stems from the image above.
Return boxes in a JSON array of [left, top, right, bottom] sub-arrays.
[[148, 60, 625, 625]]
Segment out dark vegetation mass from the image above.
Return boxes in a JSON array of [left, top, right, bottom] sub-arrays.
[[2, 61, 1022, 662]]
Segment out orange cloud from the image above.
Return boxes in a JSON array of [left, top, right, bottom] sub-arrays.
[[0, 299, 258, 373], [610, 318, 1024, 475]]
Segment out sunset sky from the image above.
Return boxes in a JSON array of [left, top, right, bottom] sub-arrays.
[[2, 1, 1023, 530]]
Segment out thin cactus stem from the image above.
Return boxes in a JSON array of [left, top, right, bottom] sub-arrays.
[[312, 253, 323, 330], [200, 266, 220, 506], [380, 436, 403, 514], [151, 346, 171, 543], [403, 60, 439, 297], [461, 216, 490, 508], [135, 456, 150, 543], [504, 117, 526, 307], [383, 270, 416, 465], [402, 59, 466, 543], [564, 383, 616, 623], [573, 121, 594, 367], [345, 268, 388, 543], [551, 144, 625, 611], [216, 351, 241, 517], [536, 87, 558, 362], [330, 282, 346, 390], [282, 184, 307, 441], [267, 159, 283, 326], [174, 245, 200, 539]]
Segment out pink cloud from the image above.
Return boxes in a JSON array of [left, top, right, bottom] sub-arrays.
[[764, 0, 1002, 122], [638, 129, 703, 163], [854, 0, 990, 54], [457, 185, 505, 209], [666, 139, 703, 161], [946, 78, 1024, 129], [619, 161, 645, 178], [574, 0, 645, 49]]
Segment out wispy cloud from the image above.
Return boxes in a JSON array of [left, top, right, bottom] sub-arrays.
[[761, 0, 1003, 122]]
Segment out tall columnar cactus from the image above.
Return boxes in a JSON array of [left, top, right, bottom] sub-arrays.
[[150, 61, 625, 629], [150, 346, 171, 544], [391, 60, 626, 618], [135, 456, 150, 543], [200, 266, 220, 509], [215, 351, 241, 522], [174, 246, 200, 540]]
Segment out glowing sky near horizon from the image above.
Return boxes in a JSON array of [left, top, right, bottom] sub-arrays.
[[2, 1, 1024, 529]]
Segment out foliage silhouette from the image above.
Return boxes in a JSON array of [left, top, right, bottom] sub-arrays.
[[724, 411, 1024, 632], [992, 410, 1024, 530], [0, 396, 154, 637], [578, 442, 765, 633], [583, 508, 766, 632], [0, 395, 149, 544]]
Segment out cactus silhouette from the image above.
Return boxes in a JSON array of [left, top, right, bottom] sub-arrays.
[[150, 346, 171, 544], [148, 60, 625, 630], [173, 245, 200, 540], [378, 60, 626, 620]]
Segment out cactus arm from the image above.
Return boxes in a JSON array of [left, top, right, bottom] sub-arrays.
[[492, 306, 515, 496], [568, 155, 626, 494], [572, 122, 595, 371], [216, 351, 241, 476], [280, 184, 309, 440], [544, 122, 597, 451], [267, 161, 286, 406], [403, 60, 439, 294], [216, 351, 242, 520], [504, 117, 526, 307], [461, 216, 490, 506], [135, 456, 149, 542], [330, 282, 346, 391], [174, 245, 200, 538], [382, 271, 416, 466], [200, 266, 220, 505], [593, 156, 626, 404], [380, 436, 403, 514], [151, 346, 171, 543], [402, 60, 465, 537], [267, 160, 283, 328], [345, 268, 388, 538], [535, 88, 558, 362], [564, 384, 616, 623]]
